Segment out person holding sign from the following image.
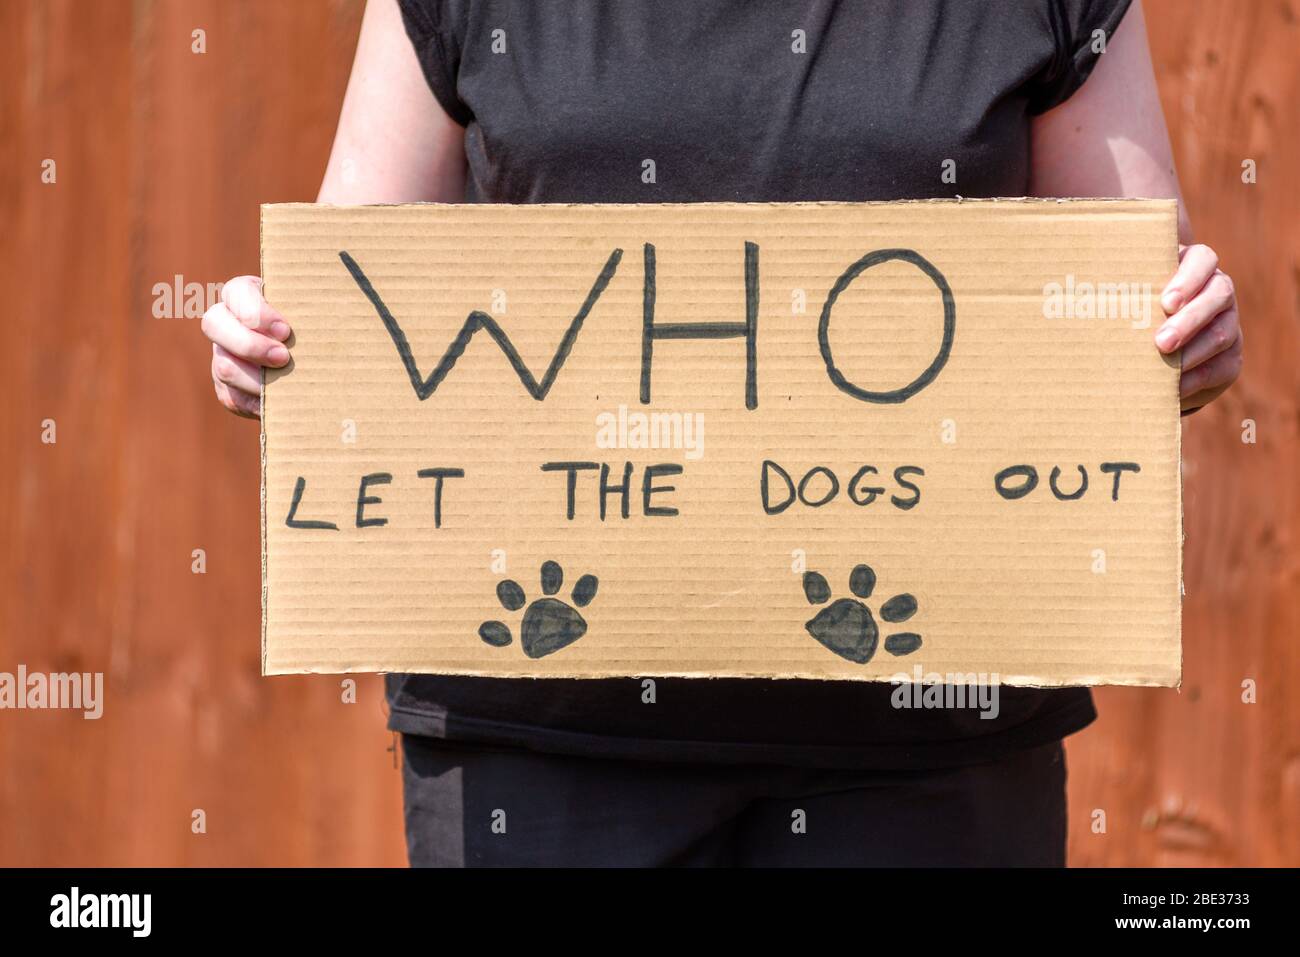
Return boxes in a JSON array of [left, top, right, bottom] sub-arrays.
[[201, 0, 1241, 866]]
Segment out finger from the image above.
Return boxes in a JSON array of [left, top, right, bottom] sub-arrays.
[[213, 377, 260, 419], [1161, 244, 1219, 316], [1181, 382, 1230, 415], [201, 302, 290, 367], [1179, 336, 1242, 399], [1179, 305, 1240, 372], [212, 343, 263, 395], [1156, 269, 1235, 354], [221, 275, 291, 341]]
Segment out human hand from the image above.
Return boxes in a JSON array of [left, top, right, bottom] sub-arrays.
[[201, 276, 292, 418], [1154, 244, 1242, 414]]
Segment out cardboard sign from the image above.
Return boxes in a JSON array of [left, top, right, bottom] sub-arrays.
[[261, 200, 1181, 687]]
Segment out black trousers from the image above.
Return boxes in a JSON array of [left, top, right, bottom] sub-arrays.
[[399, 735, 1069, 867]]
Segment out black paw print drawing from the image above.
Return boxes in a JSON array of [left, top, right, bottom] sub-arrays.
[[802, 563, 921, 664], [479, 560, 599, 659]]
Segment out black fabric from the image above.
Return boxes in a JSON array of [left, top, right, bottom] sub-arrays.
[[388, 0, 1132, 768], [400, 734, 1069, 866], [397, 0, 1132, 203]]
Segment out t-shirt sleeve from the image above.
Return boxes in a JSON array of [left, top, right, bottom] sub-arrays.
[[396, 0, 474, 127], [1027, 0, 1134, 114]]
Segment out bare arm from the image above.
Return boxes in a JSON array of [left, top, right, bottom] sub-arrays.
[[1030, 0, 1186, 235], [204, 0, 467, 417], [1030, 0, 1241, 412], [317, 0, 466, 204]]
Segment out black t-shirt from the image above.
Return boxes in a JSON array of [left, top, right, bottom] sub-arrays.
[[387, 0, 1131, 768]]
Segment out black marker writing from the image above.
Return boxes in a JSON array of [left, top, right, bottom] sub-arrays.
[[818, 248, 956, 404], [416, 467, 465, 528], [996, 461, 1141, 501], [1099, 461, 1141, 500], [994, 465, 1038, 500], [285, 476, 339, 530], [356, 472, 393, 528], [797, 466, 840, 508], [542, 461, 683, 520], [599, 462, 634, 520], [848, 465, 884, 506], [1049, 465, 1087, 501], [541, 461, 600, 520], [340, 248, 623, 401], [762, 460, 924, 513], [643, 464, 683, 517], [891, 466, 924, 510], [641, 242, 759, 409]]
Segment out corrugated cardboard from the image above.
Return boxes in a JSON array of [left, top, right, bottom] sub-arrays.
[[260, 200, 1181, 686]]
